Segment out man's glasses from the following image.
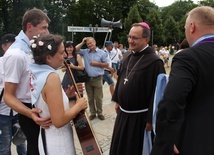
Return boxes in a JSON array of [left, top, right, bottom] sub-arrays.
[[127, 35, 146, 41]]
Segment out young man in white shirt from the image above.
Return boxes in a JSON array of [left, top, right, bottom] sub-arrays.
[[103, 41, 115, 96], [3, 8, 51, 154], [111, 41, 123, 79], [0, 34, 27, 155]]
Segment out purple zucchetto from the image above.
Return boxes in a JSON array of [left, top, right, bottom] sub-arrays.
[[138, 22, 150, 30]]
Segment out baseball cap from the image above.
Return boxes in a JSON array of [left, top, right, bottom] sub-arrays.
[[105, 41, 114, 46], [1, 34, 16, 45], [121, 49, 127, 54]]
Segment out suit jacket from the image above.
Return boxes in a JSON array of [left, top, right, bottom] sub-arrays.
[[151, 40, 214, 155]]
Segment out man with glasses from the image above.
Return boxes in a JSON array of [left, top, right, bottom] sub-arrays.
[[76, 37, 109, 120], [110, 22, 165, 155]]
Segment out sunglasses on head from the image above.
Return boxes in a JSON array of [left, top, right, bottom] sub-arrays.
[[66, 41, 73, 44]]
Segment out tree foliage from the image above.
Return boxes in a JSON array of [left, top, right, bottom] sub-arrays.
[[119, 4, 142, 47], [199, 0, 214, 7], [0, 0, 209, 48], [146, 8, 163, 46], [163, 16, 180, 45]]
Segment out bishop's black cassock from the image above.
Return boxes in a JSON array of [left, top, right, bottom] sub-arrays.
[[110, 46, 165, 155]]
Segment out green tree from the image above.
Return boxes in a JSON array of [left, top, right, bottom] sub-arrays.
[[92, 0, 125, 44], [137, 0, 157, 21], [120, 0, 137, 18], [44, 0, 66, 35], [146, 8, 163, 46], [163, 15, 180, 45], [178, 15, 187, 41], [161, 1, 196, 22], [1, 0, 46, 34], [0, 0, 13, 34], [0, 0, 204, 47], [66, 0, 98, 43], [119, 4, 142, 47], [160, 0, 197, 44], [199, 0, 214, 7]]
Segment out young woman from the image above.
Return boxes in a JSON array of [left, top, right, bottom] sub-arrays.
[[29, 34, 87, 155], [61, 41, 85, 92]]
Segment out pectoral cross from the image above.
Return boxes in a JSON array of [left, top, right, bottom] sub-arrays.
[[124, 78, 128, 85]]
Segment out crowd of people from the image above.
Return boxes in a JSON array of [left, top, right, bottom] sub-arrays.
[[0, 5, 214, 155]]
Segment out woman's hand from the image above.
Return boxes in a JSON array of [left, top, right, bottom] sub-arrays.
[[69, 62, 75, 68], [61, 66, 67, 72], [76, 83, 85, 96], [74, 92, 88, 111], [65, 83, 85, 98], [65, 85, 75, 98]]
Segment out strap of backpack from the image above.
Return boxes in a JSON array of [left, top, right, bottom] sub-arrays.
[[111, 49, 118, 60]]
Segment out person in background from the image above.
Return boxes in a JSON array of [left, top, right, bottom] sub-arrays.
[[119, 43, 128, 57], [0, 34, 27, 155], [153, 44, 159, 55], [1, 34, 15, 53], [118, 43, 126, 54], [151, 6, 214, 155], [110, 22, 165, 155], [175, 38, 189, 54], [3, 8, 51, 154], [111, 41, 123, 79], [117, 46, 128, 77], [29, 34, 87, 155], [159, 46, 169, 67], [61, 41, 84, 94], [76, 37, 109, 120], [103, 41, 115, 97]]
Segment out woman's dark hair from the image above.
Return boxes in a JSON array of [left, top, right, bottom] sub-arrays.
[[180, 38, 189, 49], [31, 34, 64, 64], [64, 41, 77, 58]]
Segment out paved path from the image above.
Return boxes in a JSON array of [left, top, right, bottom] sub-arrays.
[[11, 54, 173, 154]]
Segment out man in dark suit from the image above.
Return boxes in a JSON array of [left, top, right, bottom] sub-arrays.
[[151, 6, 214, 155]]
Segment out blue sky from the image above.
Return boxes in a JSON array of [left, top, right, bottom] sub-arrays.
[[150, 0, 200, 7]]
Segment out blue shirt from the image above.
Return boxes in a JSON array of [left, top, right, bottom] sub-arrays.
[[10, 30, 32, 55], [78, 47, 109, 77]]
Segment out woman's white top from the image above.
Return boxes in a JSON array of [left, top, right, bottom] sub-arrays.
[[35, 89, 76, 155]]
